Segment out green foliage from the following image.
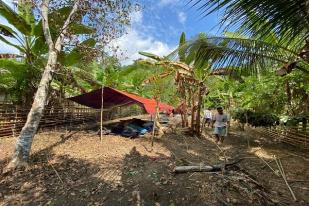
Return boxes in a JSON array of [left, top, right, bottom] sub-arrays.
[[189, 0, 308, 44], [187, 1, 309, 78], [284, 116, 308, 127], [205, 69, 308, 117], [119, 62, 178, 105], [0, 1, 46, 103], [178, 35, 300, 75], [233, 109, 279, 127], [0, 0, 31, 34], [0, 0, 97, 104], [178, 32, 186, 62], [0, 23, 17, 37], [139, 52, 163, 61], [59, 59, 178, 106], [0, 59, 36, 103]]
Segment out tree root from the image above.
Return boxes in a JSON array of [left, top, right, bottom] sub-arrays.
[[2, 157, 29, 174]]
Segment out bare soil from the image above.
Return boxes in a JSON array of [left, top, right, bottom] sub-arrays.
[[0, 126, 308, 206]]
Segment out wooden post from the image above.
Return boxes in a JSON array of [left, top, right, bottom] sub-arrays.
[[13, 105, 18, 138], [151, 97, 159, 147], [100, 86, 104, 142]]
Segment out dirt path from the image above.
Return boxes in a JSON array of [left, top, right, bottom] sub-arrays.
[[0, 127, 308, 206]]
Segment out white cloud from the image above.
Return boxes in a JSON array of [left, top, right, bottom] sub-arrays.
[[158, 0, 180, 6], [109, 29, 175, 65], [178, 12, 187, 24], [108, 9, 175, 65], [130, 10, 143, 24]]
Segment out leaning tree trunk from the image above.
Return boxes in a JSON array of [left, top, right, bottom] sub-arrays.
[[7, 51, 58, 168], [5, 0, 80, 170]]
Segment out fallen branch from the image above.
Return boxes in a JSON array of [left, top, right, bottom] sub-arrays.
[[274, 155, 297, 201], [288, 179, 309, 183], [174, 159, 242, 173], [257, 156, 279, 176], [215, 143, 227, 174], [50, 163, 64, 185], [46, 154, 64, 185]]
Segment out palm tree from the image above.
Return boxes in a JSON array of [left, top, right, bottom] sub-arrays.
[[139, 32, 212, 135], [188, 0, 309, 75], [177, 33, 309, 78], [189, 0, 308, 44]]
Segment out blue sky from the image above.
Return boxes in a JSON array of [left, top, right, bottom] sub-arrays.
[[112, 0, 224, 64], [0, 0, 224, 65]]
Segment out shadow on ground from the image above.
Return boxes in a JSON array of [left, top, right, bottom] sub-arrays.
[[1, 127, 308, 206]]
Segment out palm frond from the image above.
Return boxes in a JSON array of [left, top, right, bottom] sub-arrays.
[[189, 0, 309, 44], [170, 35, 300, 75], [139, 51, 164, 61], [178, 32, 186, 62]]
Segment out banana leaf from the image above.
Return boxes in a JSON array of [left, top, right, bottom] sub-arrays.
[[0, 23, 17, 37], [0, 0, 31, 35]]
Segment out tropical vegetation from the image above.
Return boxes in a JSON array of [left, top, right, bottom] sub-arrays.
[[0, 0, 308, 169]]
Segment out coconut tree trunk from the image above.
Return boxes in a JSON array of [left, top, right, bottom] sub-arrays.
[[5, 0, 80, 170]]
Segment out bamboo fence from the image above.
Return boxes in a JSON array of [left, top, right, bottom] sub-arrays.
[[0, 101, 99, 138], [253, 124, 309, 150], [0, 101, 146, 138]]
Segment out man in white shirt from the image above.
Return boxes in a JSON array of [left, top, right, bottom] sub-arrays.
[[212, 106, 230, 144], [202, 107, 212, 128]]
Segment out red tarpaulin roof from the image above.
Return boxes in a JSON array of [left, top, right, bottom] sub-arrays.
[[69, 87, 174, 115]]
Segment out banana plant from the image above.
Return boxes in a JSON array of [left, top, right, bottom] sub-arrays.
[[138, 33, 209, 135], [0, 0, 45, 104], [0, 0, 95, 104]]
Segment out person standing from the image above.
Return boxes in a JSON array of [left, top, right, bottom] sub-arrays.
[[202, 107, 213, 128], [212, 106, 230, 144]]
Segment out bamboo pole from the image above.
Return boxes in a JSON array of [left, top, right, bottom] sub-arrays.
[[274, 155, 297, 201]]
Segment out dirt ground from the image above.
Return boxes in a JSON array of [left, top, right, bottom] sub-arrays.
[[0, 125, 309, 206]]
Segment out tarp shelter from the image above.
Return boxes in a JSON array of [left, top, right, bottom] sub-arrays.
[[69, 87, 174, 115]]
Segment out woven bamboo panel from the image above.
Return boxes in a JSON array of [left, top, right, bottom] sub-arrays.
[[0, 100, 146, 138], [0, 101, 99, 138], [254, 125, 309, 150]]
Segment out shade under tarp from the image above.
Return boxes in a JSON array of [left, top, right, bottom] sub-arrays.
[[68, 87, 174, 115]]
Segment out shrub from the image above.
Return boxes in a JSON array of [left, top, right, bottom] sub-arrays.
[[233, 109, 279, 127]]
